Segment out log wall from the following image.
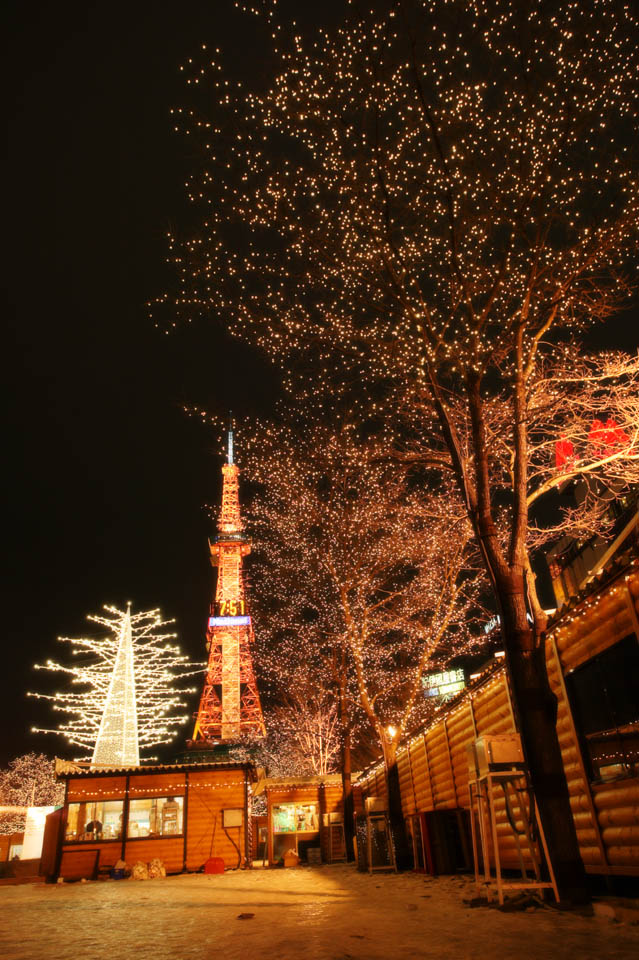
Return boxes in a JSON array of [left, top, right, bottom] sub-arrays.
[[185, 769, 248, 871], [357, 560, 639, 876]]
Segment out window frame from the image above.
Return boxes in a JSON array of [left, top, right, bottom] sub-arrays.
[[565, 632, 639, 784], [271, 802, 320, 835], [125, 795, 185, 841], [64, 797, 126, 844]]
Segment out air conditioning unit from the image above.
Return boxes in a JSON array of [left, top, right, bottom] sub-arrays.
[[474, 734, 524, 778], [365, 796, 386, 814]]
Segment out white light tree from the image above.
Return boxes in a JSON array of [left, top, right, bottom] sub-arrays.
[[30, 605, 202, 767]]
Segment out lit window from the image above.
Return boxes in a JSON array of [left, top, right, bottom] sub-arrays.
[[127, 796, 184, 838], [272, 803, 319, 833], [566, 634, 639, 782], [65, 800, 124, 842]]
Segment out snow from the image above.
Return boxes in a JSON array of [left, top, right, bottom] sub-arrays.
[[0, 865, 637, 960]]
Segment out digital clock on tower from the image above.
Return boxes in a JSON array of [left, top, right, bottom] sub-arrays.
[[214, 600, 246, 617]]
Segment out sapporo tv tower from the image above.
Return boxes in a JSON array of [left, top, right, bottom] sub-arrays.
[[190, 421, 265, 744]]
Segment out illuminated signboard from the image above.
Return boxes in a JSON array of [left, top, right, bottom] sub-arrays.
[[423, 669, 465, 700], [209, 616, 251, 628]]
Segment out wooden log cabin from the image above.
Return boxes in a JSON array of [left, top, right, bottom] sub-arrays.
[[355, 553, 639, 878], [259, 774, 345, 864], [50, 760, 257, 880], [0, 831, 24, 865]]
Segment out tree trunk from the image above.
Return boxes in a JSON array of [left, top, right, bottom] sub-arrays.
[[338, 682, 355, 862], [499, 588, 590, 904], [384, 746, 412, 870], [342, 727, 355, 862]]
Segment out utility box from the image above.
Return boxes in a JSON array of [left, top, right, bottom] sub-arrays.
[[322, 812, 344, 826], [222, 808, 243, 828], [474, 734, 524, 777]]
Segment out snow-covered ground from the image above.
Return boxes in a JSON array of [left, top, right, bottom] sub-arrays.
[[0, 866, 637, 960]]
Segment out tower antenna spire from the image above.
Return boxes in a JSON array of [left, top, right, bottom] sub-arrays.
[[227, 412, 234, 466]]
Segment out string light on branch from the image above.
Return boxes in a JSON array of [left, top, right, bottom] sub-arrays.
[[29, 605, 203, 767]]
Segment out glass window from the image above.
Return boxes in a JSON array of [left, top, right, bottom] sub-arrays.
[[272, 803, 319, 833], [65, 800, 124, 842], [127, 796, 184, 838], [566, 633, 639, 782]]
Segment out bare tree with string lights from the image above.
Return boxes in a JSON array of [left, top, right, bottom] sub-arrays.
[[236, 420, 486, 860], [0, 753, 65, 834], [162, 0, 639, 900], [30, 605, 202, 767], [257, 681, 342, 778]]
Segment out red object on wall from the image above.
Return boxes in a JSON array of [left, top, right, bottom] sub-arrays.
[[555, 436, 575, 468], [589, 418, 630, 455], [556, 417, 630, 469], [204, 857, 225, 874]]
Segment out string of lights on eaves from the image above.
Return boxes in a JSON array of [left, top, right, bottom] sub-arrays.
[[358, 557, 639, 785]]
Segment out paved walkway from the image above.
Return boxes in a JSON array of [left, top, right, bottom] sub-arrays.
[[0, 865, 637, 960]]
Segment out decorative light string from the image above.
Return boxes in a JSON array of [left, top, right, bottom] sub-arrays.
[[30, 605, 203, 763]]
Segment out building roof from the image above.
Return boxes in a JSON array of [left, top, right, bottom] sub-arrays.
[[253, 773, 344, 796], [547, 548, 638, 629], [55, 758, 257, 780]]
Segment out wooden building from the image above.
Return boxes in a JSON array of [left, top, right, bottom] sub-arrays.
[[355, 553, 639, 878], [48, 760, 257, 880], [258, 774, 345, 864], [0, 831, 24, 864]]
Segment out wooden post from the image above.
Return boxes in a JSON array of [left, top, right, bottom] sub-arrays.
[[244, 771, 250, 867], [52, 779, 69, 882], [266, 789, 273, 866], [182, 771, 189, 872], [121, 774, 130, 863]]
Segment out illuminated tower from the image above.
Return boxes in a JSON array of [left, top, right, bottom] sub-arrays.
[[191, 424, 265, 742]]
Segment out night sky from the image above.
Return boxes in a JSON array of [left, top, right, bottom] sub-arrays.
[[4, 2, 637, 767], [3, 1, 289, 766]]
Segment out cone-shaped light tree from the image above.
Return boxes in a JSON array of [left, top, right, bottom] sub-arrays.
[[30, 605, 201, 767], [92, 605, 139, 767]]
